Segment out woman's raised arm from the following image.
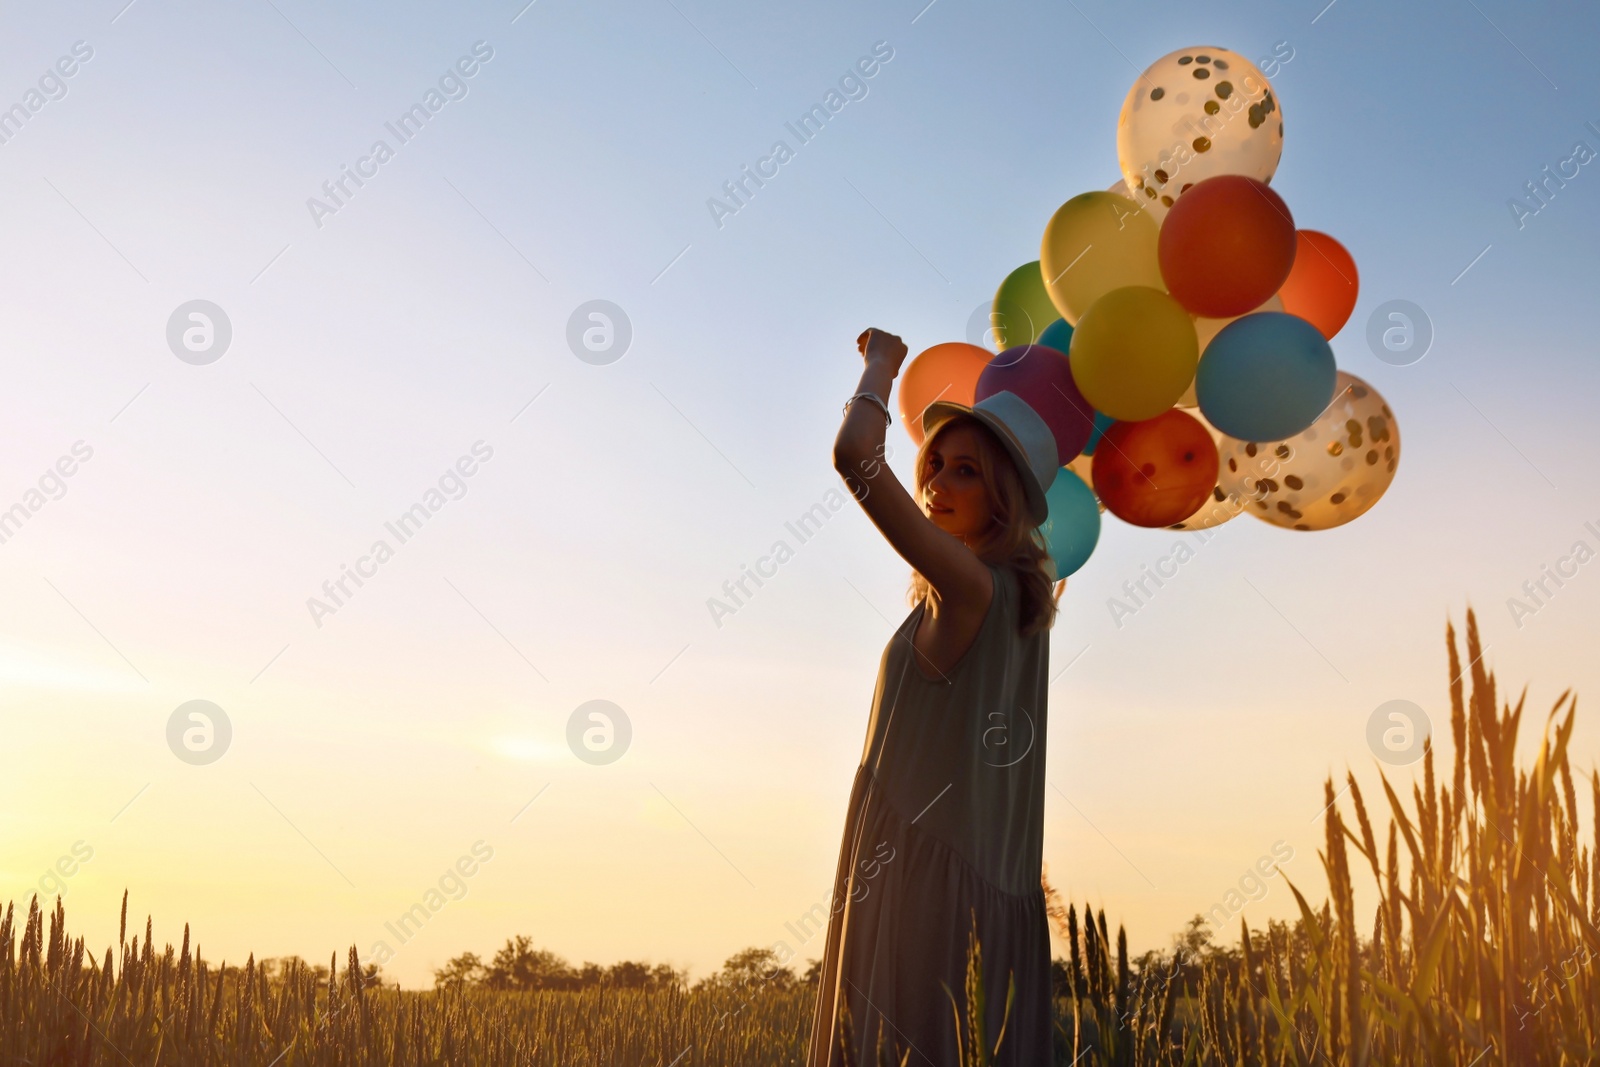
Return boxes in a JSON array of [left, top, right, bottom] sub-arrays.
[[832, 329, 991, 606]]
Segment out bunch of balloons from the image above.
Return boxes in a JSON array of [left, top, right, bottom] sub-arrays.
[[895, 45, 1401, 577]]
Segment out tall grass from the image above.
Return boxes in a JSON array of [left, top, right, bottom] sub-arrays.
[[5, 609, 1596, 1064], [1051, 607, 1600, 1065], [0, 893, 814, 1065]]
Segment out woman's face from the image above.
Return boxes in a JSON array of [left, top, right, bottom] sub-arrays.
[[922, 424, 994, 544]]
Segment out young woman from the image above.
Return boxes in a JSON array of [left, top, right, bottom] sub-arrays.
[[805, 327, 1065, 1066]]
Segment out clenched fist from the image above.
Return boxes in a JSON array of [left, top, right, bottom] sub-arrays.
[[856, 328, 908, 375]]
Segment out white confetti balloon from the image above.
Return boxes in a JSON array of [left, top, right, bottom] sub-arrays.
[[1117, 46, 1283, 223], [1216, 372, 1400, 531]]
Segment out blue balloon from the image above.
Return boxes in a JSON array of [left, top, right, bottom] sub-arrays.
[[1082, 411, 1116, 456], [1037, 317, 1074, 354], [1039, 466, 1100, 578], [1196, 312, 1337, 442]]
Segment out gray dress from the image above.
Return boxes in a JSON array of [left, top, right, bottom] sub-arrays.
[[806, 560, 1054, 1067]]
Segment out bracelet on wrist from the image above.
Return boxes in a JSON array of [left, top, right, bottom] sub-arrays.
[[843, 391, 891, 427]]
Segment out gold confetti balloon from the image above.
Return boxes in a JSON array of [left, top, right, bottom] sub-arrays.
[[1215, 372, 1400, 531], [1116, 46, 1284, 224]]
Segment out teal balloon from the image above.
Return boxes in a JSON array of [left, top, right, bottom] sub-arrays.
[[1196, 311, 1337, 441], [1038, 317, 1074, 353], [1082, 411, 1116, 456], [1040, 467, 1100, 578]]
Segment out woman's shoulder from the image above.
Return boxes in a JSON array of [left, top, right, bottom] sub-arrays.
[[990, 559, 1049, 641], [986, 558, 1020, 593], [979, 559, 1018, 619]]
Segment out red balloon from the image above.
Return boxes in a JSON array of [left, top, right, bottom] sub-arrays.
[[1277, 230, 1359, 339], [1091, 409, 1219, 528], [1158, 175, 1297, 319], [976, 344, 1095, 462]]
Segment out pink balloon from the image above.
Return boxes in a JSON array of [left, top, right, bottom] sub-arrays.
[[975, 344, 1095, 462]]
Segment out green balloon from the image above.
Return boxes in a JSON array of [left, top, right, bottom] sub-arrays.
[[991, 261, 1058, 350]]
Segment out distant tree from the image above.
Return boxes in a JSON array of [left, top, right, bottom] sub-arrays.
[[484, 935, 577, 991], [647, 962, 686, 990], [433, 942, 686, 992], [800, 958, 821, 987], [433, 951, 488, 989], [1049, 955, 1075, 1000], [1172, 913, 1214, 959], [595, 959, 681, 991], [602, 961, 644, 988], [700, 946, 795, 996], [259, 956, 313, 983]]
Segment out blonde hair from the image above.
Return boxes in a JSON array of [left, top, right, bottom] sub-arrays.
[[908, 414, 1061, 637]]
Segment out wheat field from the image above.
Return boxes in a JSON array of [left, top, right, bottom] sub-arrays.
[[4, 608, 1597, 1065]]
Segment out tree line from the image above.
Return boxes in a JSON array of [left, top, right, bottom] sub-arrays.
[[430, 938, 824, 993]]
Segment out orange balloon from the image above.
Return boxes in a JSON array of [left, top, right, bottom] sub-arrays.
[[897, 343, 989, 446], [1277, 230, 1359, 339], [1158, 175, 1297, 319], [1091, 409, 1219, 528]]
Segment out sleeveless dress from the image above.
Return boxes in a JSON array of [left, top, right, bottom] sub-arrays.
[[805, 560, 1054, 1067]]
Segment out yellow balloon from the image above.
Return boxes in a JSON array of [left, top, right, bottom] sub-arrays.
[[1040, 192, 1163, 326], [1178, 293, 1285, 407], [1068, 287, 1197, 421]]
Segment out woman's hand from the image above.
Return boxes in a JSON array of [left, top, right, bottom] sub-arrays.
[[857, 328, 908, 377]]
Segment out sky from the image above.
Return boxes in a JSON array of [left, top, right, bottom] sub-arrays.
[[2, 0, 1598, 990]]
